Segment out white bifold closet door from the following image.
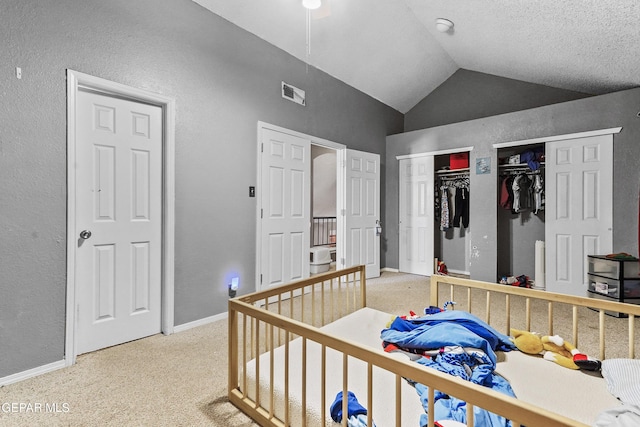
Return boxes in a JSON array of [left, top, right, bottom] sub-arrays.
[[545, 134, 613, 296], [399, 156, 434, 276]]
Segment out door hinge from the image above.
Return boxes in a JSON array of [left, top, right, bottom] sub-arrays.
[[261, 208, 263, 218], [341, 209, 346, 216], [341, 258, 345, 266], [260, 274, 263, 284], [261, 143, 264, 153]]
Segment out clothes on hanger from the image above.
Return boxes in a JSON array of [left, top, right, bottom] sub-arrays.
[[499, 171, 543, 215], [453, 187, 469, 228], [440, 186, 450, 231], [533, 173, 545, 214], [437, 174, 470, 230], [512, 174, 532, 214]]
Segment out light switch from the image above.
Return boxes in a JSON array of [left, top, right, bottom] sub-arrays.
[[249, 186, 255, 197]]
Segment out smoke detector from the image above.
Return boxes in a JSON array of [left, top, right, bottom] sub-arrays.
[[435, 18, 454, 33]]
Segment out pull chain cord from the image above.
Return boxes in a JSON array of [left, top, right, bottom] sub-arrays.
[[305, 8, 311, 73]]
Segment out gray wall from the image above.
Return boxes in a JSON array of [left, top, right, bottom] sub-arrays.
[[0, 0, 403, 378], [405, 69, 591, 132], [386, 88, 640, 282]]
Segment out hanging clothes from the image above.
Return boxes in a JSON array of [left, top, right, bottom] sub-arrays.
[[513, 174, 532, 213], [434, 181, 441, 223], [499, 175, 514, 210], [511, 175, 523, 213], [533, 173, 545, 214], [440, 186, 450, 231], [453, 187, 469, 228]]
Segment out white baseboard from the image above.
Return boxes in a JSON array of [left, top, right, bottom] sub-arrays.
[[1, 312, 229, 387], [0, 359, 66, 387], [381, 267, 400, 273], [172, 311, 228, 333]]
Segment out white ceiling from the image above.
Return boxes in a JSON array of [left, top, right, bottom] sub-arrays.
[[193, 0, 640, 113]]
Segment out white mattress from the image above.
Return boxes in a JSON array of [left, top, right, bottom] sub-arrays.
[[243, 307, 621, 426], [497, 350, 621, 425]]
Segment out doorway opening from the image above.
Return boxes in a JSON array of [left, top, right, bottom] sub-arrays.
[[311, 145, 338, 275]]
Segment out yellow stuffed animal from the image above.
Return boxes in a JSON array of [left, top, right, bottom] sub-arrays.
[[510, 328, 581, 369]]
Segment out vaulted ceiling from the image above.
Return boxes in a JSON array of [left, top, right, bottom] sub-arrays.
[[193, 0, 640, 113]]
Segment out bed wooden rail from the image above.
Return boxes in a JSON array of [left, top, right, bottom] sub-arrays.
[[430, 274, 640, 361], [228, 268, 639, 427], [228, 265, 367, 427]]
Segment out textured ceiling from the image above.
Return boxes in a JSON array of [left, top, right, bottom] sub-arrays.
[[193, 0, 640, 113]]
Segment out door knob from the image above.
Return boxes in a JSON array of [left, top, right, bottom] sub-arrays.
[[79, 230, 92, 240]]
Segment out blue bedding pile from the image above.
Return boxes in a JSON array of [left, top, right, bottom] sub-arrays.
[[380, 310, 517, 427]]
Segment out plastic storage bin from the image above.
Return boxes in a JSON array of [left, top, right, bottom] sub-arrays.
[[587, 254, 640, 317], [310, 247, 331, 274]]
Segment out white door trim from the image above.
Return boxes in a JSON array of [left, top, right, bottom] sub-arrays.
[[396, 146, 474, 160], [397, 147, 471, 276], [255, 122, 346, 290], [65, 70, 176, 366], [492, 127, 622, 149]]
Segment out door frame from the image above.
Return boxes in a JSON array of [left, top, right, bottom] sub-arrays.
[[65, 70, 176, 365], [396, 146, 473, 276], [493, 127, 621, 294], [255, 122, 346, 291]]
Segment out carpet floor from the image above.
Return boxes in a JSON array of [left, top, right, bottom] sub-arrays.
[[0, 271, 635, 426]]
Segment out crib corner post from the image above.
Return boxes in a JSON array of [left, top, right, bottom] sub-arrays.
[[228, 301, 239, 395], [360, 265, 367, 308]]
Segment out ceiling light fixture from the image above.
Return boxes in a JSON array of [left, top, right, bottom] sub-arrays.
[[435, 18, 454, 33], [302, 0, 321, 10]]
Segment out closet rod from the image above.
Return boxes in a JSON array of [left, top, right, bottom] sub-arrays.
[[436, 169, 470, 176], [438, 174, 469, 180]]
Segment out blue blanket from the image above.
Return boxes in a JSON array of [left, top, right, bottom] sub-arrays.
[[380, 311, 516, 426]]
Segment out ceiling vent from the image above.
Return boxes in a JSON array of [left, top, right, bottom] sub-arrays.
[[282, 81, 306, 106]]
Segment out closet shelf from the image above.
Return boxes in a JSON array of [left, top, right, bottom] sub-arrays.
[[436, 168, 470, 175], [499, 162, 545, 169]]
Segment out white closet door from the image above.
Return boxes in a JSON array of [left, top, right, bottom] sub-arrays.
[[399, 157, 434, 276], [545, 134, 613, 296]]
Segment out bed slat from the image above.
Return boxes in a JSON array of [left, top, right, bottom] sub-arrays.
[[395, 374, 401, 427], [301, 337, 306, 427], [485, 290, 491, 324], [599, 309, 606, 360], [342, 353, 348, 427], [547, 301, 553, 336], [630, 314, 635, 358]]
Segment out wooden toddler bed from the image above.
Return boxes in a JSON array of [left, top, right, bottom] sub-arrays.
[[228, 266, 640, 426]]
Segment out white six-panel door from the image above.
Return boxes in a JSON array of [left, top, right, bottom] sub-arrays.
[[76, 89, 162, 354], [545, 134, 613, 296], [399, 156, 434, 276], [345, 149, 380, 278], [260, 128, 311, 289]]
